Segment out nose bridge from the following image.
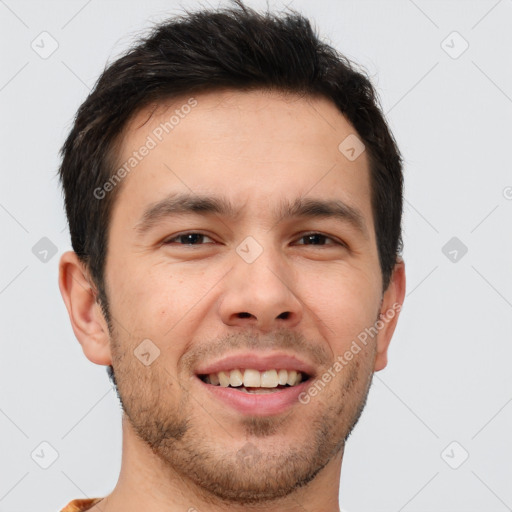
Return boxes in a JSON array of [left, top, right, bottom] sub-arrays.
[[243, 236, 286, 285], [234, 233, 292, 298], [218, 232, 302, 330]]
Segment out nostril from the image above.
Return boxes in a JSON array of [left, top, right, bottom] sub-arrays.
[[238, 312, 252, 318]]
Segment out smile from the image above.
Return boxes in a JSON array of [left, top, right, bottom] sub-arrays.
[[196, 369, 312, 415], [198, 368, 308, 392]]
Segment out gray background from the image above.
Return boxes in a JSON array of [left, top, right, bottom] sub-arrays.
[[1, 0, 511, 511]]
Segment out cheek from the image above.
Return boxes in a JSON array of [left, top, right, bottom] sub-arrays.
[[298, 264, 381, 349], [109, 264, 191, 337], [118, 264, 224, 362]]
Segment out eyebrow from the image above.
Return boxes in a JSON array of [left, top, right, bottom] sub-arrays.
[[133, 192, 368, 238]]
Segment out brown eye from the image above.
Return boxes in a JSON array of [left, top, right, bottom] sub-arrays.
[[163, 232, 215, 245], [295, 232, 345, 247]]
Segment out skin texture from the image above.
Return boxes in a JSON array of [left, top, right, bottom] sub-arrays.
[[59, 89, 406, 512]]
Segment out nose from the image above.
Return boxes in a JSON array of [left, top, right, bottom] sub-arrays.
[[217, 241, 303, 332]]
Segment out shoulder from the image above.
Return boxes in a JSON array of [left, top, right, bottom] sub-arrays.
[[59, 497, 104, 512]]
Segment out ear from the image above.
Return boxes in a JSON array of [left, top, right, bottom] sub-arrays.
[[373, 258, 406, 372], [58, 251, 112, 365]]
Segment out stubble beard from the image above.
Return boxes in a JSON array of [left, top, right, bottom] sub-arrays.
[[106, 326, 376, 506]]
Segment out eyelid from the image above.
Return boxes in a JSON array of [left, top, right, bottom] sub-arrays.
[[294, 231, 347, 247], [162, 231, 216, 244], [162, 231, 347, 248]]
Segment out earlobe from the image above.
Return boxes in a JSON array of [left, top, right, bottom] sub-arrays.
[[373, 258, 406, 372], [58, 251, 112, 366]]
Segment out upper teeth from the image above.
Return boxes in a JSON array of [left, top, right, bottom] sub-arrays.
[[204, 369, 303, 388]]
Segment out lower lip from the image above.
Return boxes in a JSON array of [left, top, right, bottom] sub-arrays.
[[196, 377, 311, 416]]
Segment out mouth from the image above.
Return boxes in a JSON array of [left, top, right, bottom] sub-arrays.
[[193, 352, 317, 415], [197, 368, 311, 394]]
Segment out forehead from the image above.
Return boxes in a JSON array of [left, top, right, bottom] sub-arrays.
[[109, 88, 374, 234]]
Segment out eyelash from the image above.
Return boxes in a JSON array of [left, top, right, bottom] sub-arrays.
[[162, 231, 346, 248]]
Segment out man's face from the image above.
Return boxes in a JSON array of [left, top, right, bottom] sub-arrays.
[[102, 89, 394, 503]]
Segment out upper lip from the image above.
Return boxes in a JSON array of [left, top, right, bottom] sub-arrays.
[[194, 352, 316, 378]]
